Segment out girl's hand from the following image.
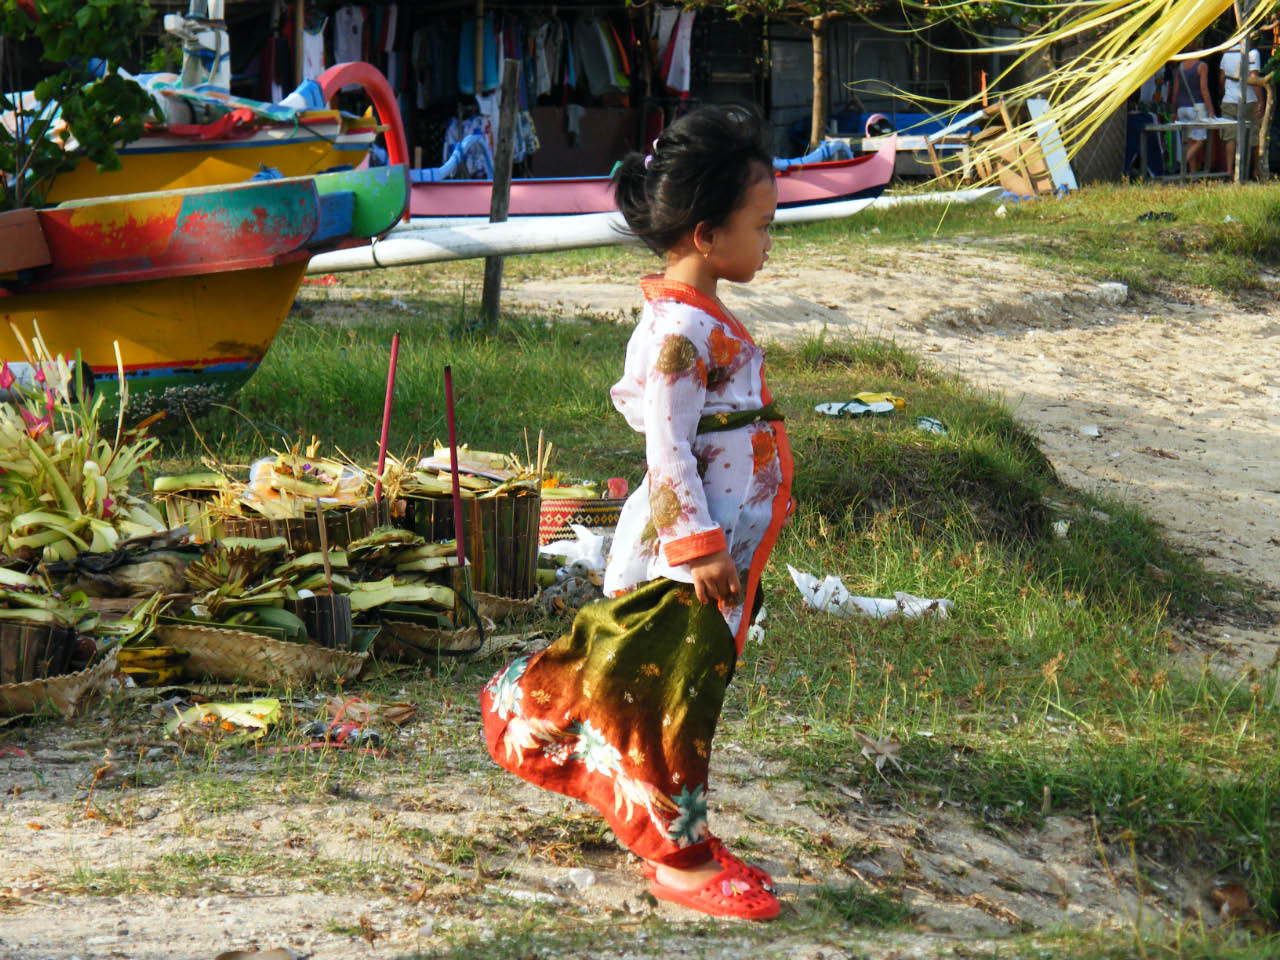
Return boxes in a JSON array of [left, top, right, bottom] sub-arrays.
[[688, 550, 741, 605]]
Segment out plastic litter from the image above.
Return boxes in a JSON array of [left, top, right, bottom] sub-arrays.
[[787, 565, 954, 620], [539, 523, 607, 574], [815, 393, 904, 418], [916, 416, 947, 435]]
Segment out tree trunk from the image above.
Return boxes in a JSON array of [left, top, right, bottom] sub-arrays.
[[808, 15, 829, 152]]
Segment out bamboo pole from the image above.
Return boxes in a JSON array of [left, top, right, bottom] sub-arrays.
[[373, 331, 401, 504], [443, 365, 467, 569], [1235, 0, 1252, 182], [306, 189, 1002, 275], [481, 59, 521, 329]]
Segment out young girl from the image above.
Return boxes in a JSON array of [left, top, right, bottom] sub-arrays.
[[481, 105, 791, 921]]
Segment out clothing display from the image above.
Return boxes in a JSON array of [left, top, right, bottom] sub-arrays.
[[662, 11, 695, 95], [333, 5, 364, 64], [483, 277, 792, 867], [301, 14, 327, 82], [224, 3, 713, 180]]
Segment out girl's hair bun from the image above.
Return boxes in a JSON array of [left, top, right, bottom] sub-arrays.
[[611, 104, 773, 255]]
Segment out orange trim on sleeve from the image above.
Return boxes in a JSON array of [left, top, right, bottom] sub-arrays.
[[663, 528, 727, 566]]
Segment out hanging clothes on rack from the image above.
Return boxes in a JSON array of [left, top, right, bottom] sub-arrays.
[[334, 5, 364, 64], [459, 13, 500, 95], [661, 10, 694, 95], [301, 12, 327, 82], [574, 16, 620, 97]]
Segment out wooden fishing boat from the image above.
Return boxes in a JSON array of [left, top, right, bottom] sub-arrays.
[[42, 63, 408, 205], [0, 163, 408, 421], [408, 136, 897, 220]]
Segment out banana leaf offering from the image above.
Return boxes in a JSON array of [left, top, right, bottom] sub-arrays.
[[1, 332, 166, 564]]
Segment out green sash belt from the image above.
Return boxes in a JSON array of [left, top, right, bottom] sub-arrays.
[[696, 401, 784, 435]]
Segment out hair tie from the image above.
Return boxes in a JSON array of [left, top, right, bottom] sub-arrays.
[[643, 138, 660, 170]]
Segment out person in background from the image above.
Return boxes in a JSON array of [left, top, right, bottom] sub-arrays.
[[1220, 34, 1268, 178], [1169, 42, 1216, 175]]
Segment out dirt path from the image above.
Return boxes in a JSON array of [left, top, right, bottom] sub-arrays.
[[0, 726, 1214, 959], [505, 248, 1280, 672]]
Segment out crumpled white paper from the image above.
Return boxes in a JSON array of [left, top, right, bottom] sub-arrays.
[[786, 565, 954, 619], [539, 524, 608, 575]]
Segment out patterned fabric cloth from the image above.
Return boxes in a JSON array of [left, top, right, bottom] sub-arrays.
[[483, 578, 736, 867], [604, 276, 792, 653], [481, 278, 793, 867]]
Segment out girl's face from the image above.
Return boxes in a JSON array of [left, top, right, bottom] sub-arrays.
[[704, 169, 777, 285]]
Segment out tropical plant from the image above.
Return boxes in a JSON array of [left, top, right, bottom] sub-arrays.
[[0, 324, 167, 562], [1, 0, 155, 210]]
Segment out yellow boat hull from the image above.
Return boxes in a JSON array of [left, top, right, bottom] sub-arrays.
[[45, 112, 377, 204], [1, 260, 307, 422]]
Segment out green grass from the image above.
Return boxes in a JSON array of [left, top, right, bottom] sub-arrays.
[[154, 300, 1280, 939], [129, 183, 1280, 952]]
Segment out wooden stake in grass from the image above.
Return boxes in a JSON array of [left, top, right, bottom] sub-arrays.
[[314, 496, 335, 595], [481, 59, 521, 329], [444, 365, 467, 568], [374, 331, 402, 505]]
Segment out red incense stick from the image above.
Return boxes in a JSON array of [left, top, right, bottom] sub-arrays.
[[374, 331, 401, 503], [443, 364, 467, 566]]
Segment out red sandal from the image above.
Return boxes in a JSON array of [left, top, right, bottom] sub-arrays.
[[642, 839, 775, 892], [648, 861, 780, 921]]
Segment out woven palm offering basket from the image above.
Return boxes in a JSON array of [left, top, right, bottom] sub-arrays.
[[473, 591, 539, 623], [0, 649, 118, 719], [220, 500, 384, 552], [402, 493, 541, 599], [154, 624, 366, 686], [0, 620, 77, 685], [375, 618, 493, 662], [538, 497, 626, 545]]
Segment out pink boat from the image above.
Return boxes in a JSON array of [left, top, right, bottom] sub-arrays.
[[409, 136, 897, 219]]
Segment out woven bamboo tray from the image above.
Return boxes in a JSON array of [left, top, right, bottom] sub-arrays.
[[0, 650, 118, 719], [0, 620, 76, 685], [220, 501, 384, 552], [538, 497, 625, 545], [154, 624, 366, 686], [376, 619, 490, 662], [474, 591, 539, 623], [402, 493, 540, 600]]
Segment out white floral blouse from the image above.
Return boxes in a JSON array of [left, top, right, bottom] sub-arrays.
[[603, 276, 793, 652]]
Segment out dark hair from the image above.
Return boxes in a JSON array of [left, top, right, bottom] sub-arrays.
[[612, 104, 773, 254]]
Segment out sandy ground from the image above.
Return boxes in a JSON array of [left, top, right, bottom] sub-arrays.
[[505, 247, 1280, 672], [1, 248, 1276, 959]]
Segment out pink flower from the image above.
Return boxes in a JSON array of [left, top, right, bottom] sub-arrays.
[[101, 497, 115, 518], [44, 388, 54, 412], [0, 363, 13, 390], [721, 878, 751, 897], [34, 367, 44, 384], [19, 406, 51, 439]]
